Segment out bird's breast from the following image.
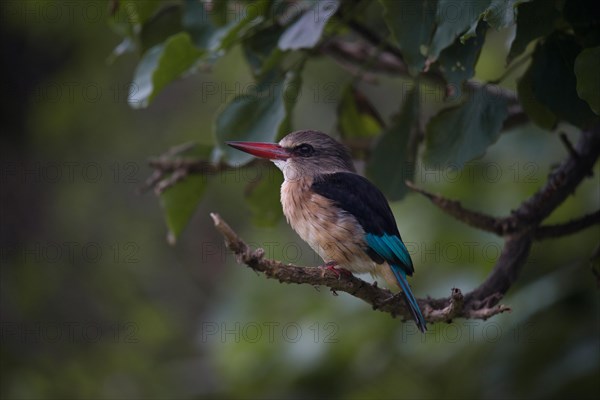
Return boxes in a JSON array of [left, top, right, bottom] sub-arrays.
[[280, 177, 375, 273]]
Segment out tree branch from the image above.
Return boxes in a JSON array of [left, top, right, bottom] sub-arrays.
[[402, 126, 599, 313], [139, 141, 272, 194], [210, 212, 511, 324], [406, 126, 600, 238], [320, 39, 409, 75], [138, 142, 222, 194], [143, 159, 220, 194], [508, 127, 600, 230], [534, 210, 600, 240], [464, 231, 534, 308], [320, 37, 527, 131], [404, 180, 506, 235]]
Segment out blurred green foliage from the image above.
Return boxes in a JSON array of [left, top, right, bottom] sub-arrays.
[[1, 0, 598, 399]]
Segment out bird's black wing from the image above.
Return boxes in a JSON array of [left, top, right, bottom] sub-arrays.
[[311, 172, 414, 274]]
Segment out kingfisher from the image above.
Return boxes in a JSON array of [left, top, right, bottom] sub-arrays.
[[227, 130, 427, 332]]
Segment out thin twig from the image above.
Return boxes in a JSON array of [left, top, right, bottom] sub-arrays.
[[559, 132, 579, 160], [535, 210, 600, 240], [405, 180, 507, 235]]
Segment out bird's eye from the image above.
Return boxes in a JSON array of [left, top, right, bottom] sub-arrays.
[[294, 144, 315, 157]]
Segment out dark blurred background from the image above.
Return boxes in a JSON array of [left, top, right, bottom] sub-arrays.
[[1, 1, 598, 399]]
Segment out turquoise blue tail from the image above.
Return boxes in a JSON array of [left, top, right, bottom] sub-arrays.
[[365, 233, 426, 332], [390, 265, 427, 332]]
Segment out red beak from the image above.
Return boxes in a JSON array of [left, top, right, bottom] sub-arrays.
[[226, 141, 290, 160]]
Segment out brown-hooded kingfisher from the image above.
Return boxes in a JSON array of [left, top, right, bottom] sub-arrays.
[[227, 130, 427, 332]]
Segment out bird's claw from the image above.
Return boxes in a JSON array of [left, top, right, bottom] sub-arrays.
[[319, 261, 353, 279]]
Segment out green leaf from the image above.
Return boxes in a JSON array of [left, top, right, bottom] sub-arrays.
[[517, 64, 558, 130], [208, 0, 229, 27], [280, 68, 303, 133], [215, 69, 303, 166], [461, 0, 521, 41], [278, 0, 340, 50], [437, 23, 486, 98], [183, 0, 267, 51], [217, 0, 269, 51], [574, 46, 600, 115], [246, 172, 284, 227], [424, 86, 509, 168], [338, 85, 384, 139], [160, 175, 207, 243], [243, 25, 285, 78], [530, 32, 599, 128], [482, 0, 520, 29], [108, 0, 165, 37], [380, 0, 438, 74], [428, 0, 491, 61], [182, 0, 229, 51], [140, 3, 183, 53], [108, 0, 178, 59], [366, 86, 420, 201], [506, 0, 560, 64], [157, 143, 213, 242], [108, 37, 137, 63], [129, 32, 204, 108]]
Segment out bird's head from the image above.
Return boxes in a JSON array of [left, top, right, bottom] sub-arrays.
[[227, 130, 355, 180]]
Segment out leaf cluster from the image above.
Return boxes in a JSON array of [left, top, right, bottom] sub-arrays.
[[109, 0, 600, 238]]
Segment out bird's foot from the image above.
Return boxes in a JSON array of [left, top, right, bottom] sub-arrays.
[[319, 261, 353, 279]]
